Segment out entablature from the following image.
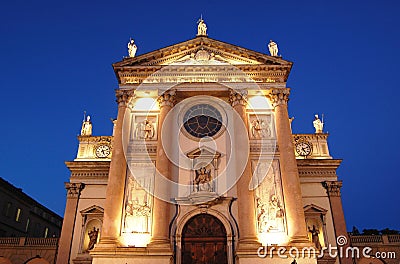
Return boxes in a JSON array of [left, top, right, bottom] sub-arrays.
[[75, 136, 113, 161]]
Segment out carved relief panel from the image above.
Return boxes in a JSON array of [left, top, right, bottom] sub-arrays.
[[252, 160, 286, 233], [248, 114, 274, 140], [122, 166, 154, 235], [131, 115, 158, 141]]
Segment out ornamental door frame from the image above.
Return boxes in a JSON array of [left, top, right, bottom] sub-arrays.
[[174, 208, 234, 264]]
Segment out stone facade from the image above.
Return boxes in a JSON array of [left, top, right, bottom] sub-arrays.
[[58, 34, 350, 264]]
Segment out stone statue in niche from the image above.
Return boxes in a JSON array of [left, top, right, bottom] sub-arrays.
[[87, 227, 99, 250], [251, 119, 270, 139], [194, 166, 212, 192], [313, 114, 324, 133], [309, 225, 322, 250], [135, 119, 155, 139]]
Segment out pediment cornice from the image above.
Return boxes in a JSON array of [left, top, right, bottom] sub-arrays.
[[112, 37, 293, 85]]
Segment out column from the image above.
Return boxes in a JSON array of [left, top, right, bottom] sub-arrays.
[[229, 89, 259, 250], [56, 182, 84, 264], [267, 88, 309, 244], [96, 89, 134, 248], [323, 181, 352, 264], [148, 90, 175, 249]]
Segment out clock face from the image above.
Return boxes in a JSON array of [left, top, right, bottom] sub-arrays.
[[95, 144, 111, 158], [295, 142, 312, 156], [183, 104, 222, 138]]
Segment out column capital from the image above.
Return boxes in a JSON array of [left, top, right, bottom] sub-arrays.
[[267, 88, 290, 108], [228, 89, 248, 107], [115, 89, 135, 106], [157, 90, 176, 108], [322, 181, 343, 197], [64, 182, 85, 198]]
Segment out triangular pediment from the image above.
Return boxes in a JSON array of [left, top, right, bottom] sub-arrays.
[[186, 146, 222, 159], [113, 37, 292, 67], [80, 205, 104, 215], [304, 204, 328, 214]]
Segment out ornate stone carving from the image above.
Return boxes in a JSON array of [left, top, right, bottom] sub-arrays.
[[123, 171, 153, 234], [194, 166, 212, 192], [80, 115, 92, 136], [115, 89, 135, 105], [250, 119, 271, 139], [157, 90, 176, 108], [322, 181, 342, 197], [135, 119, 155, 139], [65, 182, 85, 198], [228, 89, 247, 107], [253, 160, 285, 233], [267, 88, 290, 108], [256, 194, 284, 233]]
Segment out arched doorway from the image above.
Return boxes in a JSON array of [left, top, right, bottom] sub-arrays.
[[182, 214, 228, 264]]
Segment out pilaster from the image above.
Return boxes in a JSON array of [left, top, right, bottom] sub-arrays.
[[56, 183, 85, 264], [323, 181, 352, 264]]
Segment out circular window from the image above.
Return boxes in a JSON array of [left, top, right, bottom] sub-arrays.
[[183, 104, 223, 138]]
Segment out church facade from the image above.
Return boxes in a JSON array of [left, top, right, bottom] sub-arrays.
[[57, 22, 350, 264]]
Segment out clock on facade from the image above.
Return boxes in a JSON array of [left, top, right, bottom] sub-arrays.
[[295, 141, 312, 156], [183, 104, 222, 138], [95, 144, 111, 158]]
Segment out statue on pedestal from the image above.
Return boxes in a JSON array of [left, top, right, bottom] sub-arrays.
[[197, 17, 207, 36], [81, 115, 92, 136], [268, 40, 278, 56], [313, 114, 324, 133], [128, 39, 137, 58]]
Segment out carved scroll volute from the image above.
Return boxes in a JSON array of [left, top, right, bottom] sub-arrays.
[[322, 181, 343, 197], [157, 90, 176, 108], [115, 89, 135, 106], [267, 88, 290, 108], [228, 89, 248, 107], [65, 182, 85, 198]]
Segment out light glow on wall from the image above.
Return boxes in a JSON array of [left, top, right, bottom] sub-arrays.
[[258, 232, 287, 246], [248, 95, 271, 110], [121, 233, 152, 247], [133, 97, 159, 111]]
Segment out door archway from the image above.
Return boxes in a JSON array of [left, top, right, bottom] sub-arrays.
[[182, 213, 228, 264]]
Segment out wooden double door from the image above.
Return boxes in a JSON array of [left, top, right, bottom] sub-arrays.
[[181, 214, 228, 264]]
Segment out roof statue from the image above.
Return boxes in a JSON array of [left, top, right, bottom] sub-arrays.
[[197, 16, 207, 36], [268, 39, 278, 56], [81, 114, 92, 136], [128, 38, 137, 58], [313, 114, 324, 134]]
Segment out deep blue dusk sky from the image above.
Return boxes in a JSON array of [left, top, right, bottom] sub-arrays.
[[0, 0, 399, 231]]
